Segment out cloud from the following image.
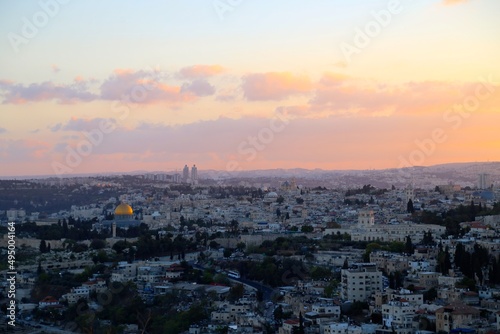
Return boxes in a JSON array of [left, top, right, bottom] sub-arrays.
[[60, 117, 117, 132], [45, 113, 473, 171], [49, 123, 62, 132], [0, 80, 97, 104], [0, 138, 50, 161], [271, 73, 500, 120], [178, 65, 224, 78], [0, 67, 200, 105], [0, 127, 6, 134], [300, 77, 482, 118], [51, 64, 60, 73], [319, 72, 349, 87], [442, 0, 469, 5], [181, 79, 216, 96], [242, 72, 312, 101], [99, 69, 196, 104]]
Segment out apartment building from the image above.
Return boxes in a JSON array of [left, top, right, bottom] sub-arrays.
[[341, 263, 383, 302]]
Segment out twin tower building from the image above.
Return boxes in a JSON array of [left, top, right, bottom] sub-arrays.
[[182, 164, 198, 184]]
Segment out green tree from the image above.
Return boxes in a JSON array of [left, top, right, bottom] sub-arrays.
[[90, 239, 106, 249], [273, 305, 284, 324], [301, 225, 313, 233], [405, 235, 414, 255], [407, 199, 415, 213], [228, 284, 244, 301], [324, 280, 338, 298], [310, 266, 333, 280], [39, 239, 47, 253]]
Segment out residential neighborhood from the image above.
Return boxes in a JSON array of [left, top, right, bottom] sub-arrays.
[[1, 167, 500, 333]]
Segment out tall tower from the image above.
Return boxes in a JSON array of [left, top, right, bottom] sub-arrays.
[[404, 183, 414, 207], [182, 164, 190, 183], [358, 209, 375, 227], [191, 165, 198, 182], [478, 173, 490, 189]]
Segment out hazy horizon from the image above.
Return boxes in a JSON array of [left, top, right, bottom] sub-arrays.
[[1, 160, 499, 180]]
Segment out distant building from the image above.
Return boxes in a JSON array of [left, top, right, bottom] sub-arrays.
[[358, 209, 375, 227], [436, 302, 480, 332], [404, 183, 414, 208], [39, 296, 60, 308], [381, 299, 416, 334], [183, 164, 190, 183], [172, 173, 181, 183], [101, 203, 140, 229], [280, 178, 297, 191], [321, 322, 362, 334], [191, 165, 198, 184], [478, 173, 491, 189]]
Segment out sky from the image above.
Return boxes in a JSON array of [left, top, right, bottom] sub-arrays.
[[0, 0, 499, 177]]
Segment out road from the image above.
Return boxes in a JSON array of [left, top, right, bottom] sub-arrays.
[[191, 263, 275, 301]]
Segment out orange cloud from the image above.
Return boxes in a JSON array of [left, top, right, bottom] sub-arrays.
[[319, 72, 349, 87], [100, 69, 197, 104], [242, 72, 312, 101], [442, 0, 469, 5], [113, 68, 135, 76], [179, 65, 224, 78]]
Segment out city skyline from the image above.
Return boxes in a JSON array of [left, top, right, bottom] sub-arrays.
[[1, 0, 499, 177]]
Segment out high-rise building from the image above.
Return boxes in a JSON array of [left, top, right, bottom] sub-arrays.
[[341, 263, 383, 302], [478, 173, 491, 189], [182, 165, 189, 183], [191, 164, 198, 182]]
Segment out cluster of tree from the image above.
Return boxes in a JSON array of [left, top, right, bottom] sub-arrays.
[[478, 201, 500, 216], [230, 257, 314, 287], [64, 281, 150, 333], [207, 185, 264, 200], [436, 245, 452, 275], [454, 243, 489, 286], [251, 236, 317, 257], [179, 217, 210, 231], [415, 201, 500, 237], [421, 231, 436, 245], [407, 199, 415, 213], [345, 184, 387, 197], [0, 180, 119, 213], [388, 271, 404, 289], [343, 198, 367, 206], [112, 234, 198, 262], [39, 240, 51, 253], [362, 241, 406, 262], [489, 257, 500, 285], [321, 232, 352, 247], [149, 302, 209, 333], [18, 218, 105, 241]]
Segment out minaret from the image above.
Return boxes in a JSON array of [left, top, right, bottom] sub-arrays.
[[112, 222, 116, 238]]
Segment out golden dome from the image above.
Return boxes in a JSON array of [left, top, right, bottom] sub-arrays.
[[115, 203, 133, 216]]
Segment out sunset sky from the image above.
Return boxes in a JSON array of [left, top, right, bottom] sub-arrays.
[[0, 0, 499, 177]]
